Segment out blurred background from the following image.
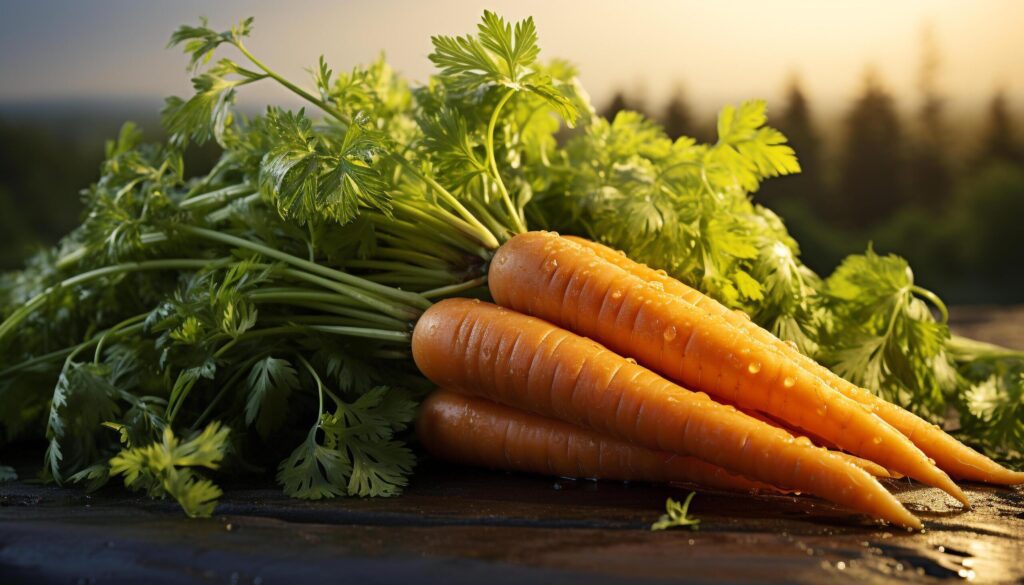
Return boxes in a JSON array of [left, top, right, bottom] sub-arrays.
[[1, 0, 1022, 302]]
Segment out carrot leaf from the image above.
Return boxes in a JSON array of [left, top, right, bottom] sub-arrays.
[[651, 493, 701, 531]]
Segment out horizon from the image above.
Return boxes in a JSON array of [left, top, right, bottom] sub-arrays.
[[1, 0, 1022, 119]]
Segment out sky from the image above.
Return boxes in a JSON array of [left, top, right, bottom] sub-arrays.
[[0, 0, 1021, 117]]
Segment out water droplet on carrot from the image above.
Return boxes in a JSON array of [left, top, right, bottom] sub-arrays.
[[616, 249, 627, 256], [783, 376, 796, 388], [733, 309, 751, 320], [740, 348, 751, 356], [544, 258, 559, 272], [927, 457, 936, 466], [872, 436, 882, 445], [625, 357, 637, 365], [648, 281, 664, 291], [663, 325, 677, 341], [747, 362, 762, 374], [795, 436, 812, 447], [785, 340, 799, 350], [655, 269, 668, 277], [611, 290, 622, 300]]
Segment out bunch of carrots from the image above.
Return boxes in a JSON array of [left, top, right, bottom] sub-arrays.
[[412, 231, 1023, 529]]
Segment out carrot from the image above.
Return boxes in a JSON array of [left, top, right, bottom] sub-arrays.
[[565, 235, 1024, 486], [737, 407, 896, 479], [419, 389, 777, 492], [412, 298, 922, 528], [487, 231, 967, 505]]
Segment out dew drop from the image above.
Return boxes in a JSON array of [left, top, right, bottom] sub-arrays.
[[747, 362, 762, 374], [663, 325, 677, 342], [836, 561, 846, 571], [648, 281, 664, 291], [785, 339, 799, 350], [655, 269, 668, 277], [872, 436, 882, 445], [545, 258, 559, 271], [611, 290, 623, 300], [795, 436, 812, 447], [783, 377, 796, 388], [927, 457, 936, 466], [616, 249, 627, 256], [625, 357, 637, 365], [739, 348, 751, 356]]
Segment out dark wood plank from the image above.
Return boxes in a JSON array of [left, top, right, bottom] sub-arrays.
[[2, 463, 1022, 584]]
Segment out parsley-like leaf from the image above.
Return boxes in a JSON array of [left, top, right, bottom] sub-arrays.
[[651, 493, 701, 531]]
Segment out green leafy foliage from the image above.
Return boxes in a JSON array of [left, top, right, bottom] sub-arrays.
[[651, 493, 701, 531], [109, 422, 230, 517], [277, 384, 416, 499], [956, 353, 1024, 466], [245, 356, 299, 438], [821, 247, 958, 420]]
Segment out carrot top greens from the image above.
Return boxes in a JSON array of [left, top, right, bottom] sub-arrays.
[[0, 11, 1020, 515]]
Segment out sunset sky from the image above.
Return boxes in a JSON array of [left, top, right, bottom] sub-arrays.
[[0, 0, 1021, 117]]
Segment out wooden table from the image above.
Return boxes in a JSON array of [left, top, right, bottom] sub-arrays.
[[1, 307, 1022, 584]]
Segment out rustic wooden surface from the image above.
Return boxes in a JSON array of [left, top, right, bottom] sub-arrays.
[[1, 307, 1022, 585]]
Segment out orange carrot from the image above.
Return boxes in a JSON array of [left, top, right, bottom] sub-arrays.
[[737, 407, 896, 479], [487, 231, 967, 505], [565, 235, 1023, 486], [419, 389, 777, 492], [412, 298, 922, 528]]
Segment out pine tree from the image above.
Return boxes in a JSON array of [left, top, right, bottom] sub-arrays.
[[836, 68, 906, 227], [662, 84, 696, 140], [907, 24, 952, 208], [761, 76, 826, 214], [602, 90, 631, 120], [977, 88, 1022, 165]]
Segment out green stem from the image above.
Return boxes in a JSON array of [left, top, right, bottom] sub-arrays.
[[912, 285, 949, 324], [234, 42, 352, 125], [947, 335, 1024, 362], [190, 354, 262, 431], [391, 198, 487, 250], [421, 276, 488, 299], [305, 324, 411, 344], [466, 198, 511, 243], [93, 313, 149, 364], [374, 247, 452, 270], [179, 184, 253, 211], [388, 154, 500, 250], [250, 293, 407, 330], [365, 273, 456, 286], [178, 226, 431, 311], [279, 268, 421, 321], [343, 260, 459, 280], [485, 88, 526, 234], [367, 213, 488, 259], [0, 322, 146, 379], [0, 258, 219, 349]]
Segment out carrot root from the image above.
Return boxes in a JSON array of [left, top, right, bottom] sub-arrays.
[[419, 389, 777, 493], [412, 298, 922, 529], [563, 234, 1020, 487], [488, 231, 966, 507]]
